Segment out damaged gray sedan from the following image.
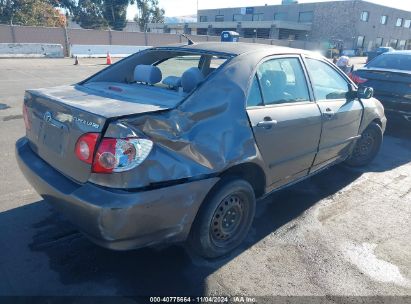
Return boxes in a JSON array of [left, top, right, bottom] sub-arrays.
[[16, 43, 386, 258]]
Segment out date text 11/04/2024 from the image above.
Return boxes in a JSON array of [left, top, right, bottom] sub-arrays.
[[149, 296, 256, 303]]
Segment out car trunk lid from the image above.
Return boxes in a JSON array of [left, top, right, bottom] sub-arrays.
[[24, 84, 175, 183], [355, 68, 411, 107]]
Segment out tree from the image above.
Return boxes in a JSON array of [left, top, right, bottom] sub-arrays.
[[103, 0, 128, 30], [0, 0, 66, 26], [134, 0, 164, 31], [72, 0, 130, 30], [73, 0, 108, 29]]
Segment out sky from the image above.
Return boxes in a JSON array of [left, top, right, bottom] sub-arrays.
[[127, 0, 411, 19]]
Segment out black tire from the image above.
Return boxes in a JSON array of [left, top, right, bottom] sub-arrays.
[[188, 178, 256, 259], [345, 122, 383, 167]]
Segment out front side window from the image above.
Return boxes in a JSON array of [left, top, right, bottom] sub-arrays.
[[381, 15, 388, 25], [396, 18, 403, 27], [360, 11, 369, 22], [215, 15, 224, 22], [299, 11, 313, 23], [305, 58, 349, 101], [256, 57, 310, 105], [199, 16, 207, 22]]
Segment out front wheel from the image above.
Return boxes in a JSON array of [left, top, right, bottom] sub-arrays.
[[188, 178, 256, 259], [345, 122, 383, 167]]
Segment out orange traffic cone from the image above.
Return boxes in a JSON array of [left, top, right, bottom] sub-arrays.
[[74, 56, 79, 65], [106, 52, 112, 65]]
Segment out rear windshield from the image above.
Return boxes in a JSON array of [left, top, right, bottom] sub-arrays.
[[82, 50, 232, 106], [366, 54, 411, 71], [155, 54, 227, 86]]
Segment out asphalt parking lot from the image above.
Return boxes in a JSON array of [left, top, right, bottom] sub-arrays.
[[0, 58, 410, 299]]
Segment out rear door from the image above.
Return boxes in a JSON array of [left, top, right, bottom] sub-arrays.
[[246, 55, 322, 188], [303, 57, 363, 171]]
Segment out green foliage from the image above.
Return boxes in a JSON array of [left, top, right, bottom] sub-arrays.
[[73, 0, 108, 29], [103, 0, 128, 30], [0, 0, 164, 31], [0, 0, 66, 26], [134, 0, 164, 31]]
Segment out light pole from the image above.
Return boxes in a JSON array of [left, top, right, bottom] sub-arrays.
[[197, 0, 199, 22]]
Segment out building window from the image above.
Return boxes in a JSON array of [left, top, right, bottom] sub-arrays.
[[274, 12, 288, 21], [299, 11, 313, 23], [396, 18, 403, 27], [398, 40, 406, 50], [215, 15, 224, 22], [252, 13, 264, 21], [380, 15, 388, 25], [389, 39, 398, 48], [360, 11, 369, 22], [404, 19, 411, 28], [199, 16, 207, 22], [233, 14, 243, 21], [375, 37, 383, 47], [357, 36, 365, 48]]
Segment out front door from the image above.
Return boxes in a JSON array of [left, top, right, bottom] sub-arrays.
[[246, 56, 322, 188], [304, 57, 363, 171]]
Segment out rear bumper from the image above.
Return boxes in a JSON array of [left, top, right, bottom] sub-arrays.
[[385, 109, 411, 125], [375, 95, 411, 125], [16, 137, 219, 250]]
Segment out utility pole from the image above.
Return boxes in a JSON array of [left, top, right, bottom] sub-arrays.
[[197, 0, 199, 21]]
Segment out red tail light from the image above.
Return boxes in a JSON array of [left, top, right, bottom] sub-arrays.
[[92, 138, 117, 173], [75, 134, 153, 173], [92, 137, 153, 174], [75, 133, 100, 164], [22, 104, 31, 130], [349, 73, 368, 84]]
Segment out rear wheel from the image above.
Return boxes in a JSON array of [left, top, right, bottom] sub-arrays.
[[188, 178, 256, 259], [345, 122, 382, 167]]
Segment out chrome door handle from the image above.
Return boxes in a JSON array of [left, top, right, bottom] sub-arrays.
[[257, 118, 278, 129]]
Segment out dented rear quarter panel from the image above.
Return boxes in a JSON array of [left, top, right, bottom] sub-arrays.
[[89, 51, 271, 190]]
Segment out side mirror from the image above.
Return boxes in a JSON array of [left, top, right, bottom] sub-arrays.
[[357, 86, 374, 99]]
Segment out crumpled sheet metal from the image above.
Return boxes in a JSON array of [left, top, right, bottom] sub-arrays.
[[89, 51, 269, 189]]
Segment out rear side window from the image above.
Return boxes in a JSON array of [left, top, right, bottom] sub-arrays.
[[256, 57, 310, 105], [247, 75, 263, 107], [366, 54, 411, 71], [305, 58, 349, 100]]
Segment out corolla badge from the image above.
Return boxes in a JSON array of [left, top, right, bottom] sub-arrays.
[[73, 116, 100, 129]]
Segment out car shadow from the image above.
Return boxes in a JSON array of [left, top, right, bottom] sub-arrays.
[[385, 121, 411, 141], [0, 135, 409, 296], [0, 167, 364, 297]]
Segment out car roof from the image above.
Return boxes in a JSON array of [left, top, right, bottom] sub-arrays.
[[157, 42, 310, 56], [384, 50, 411, 55]]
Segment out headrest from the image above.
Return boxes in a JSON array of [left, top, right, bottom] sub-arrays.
[[162, 76, 181, 89], [181, 67, 204, 93], [134, 65, 162, 85]]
